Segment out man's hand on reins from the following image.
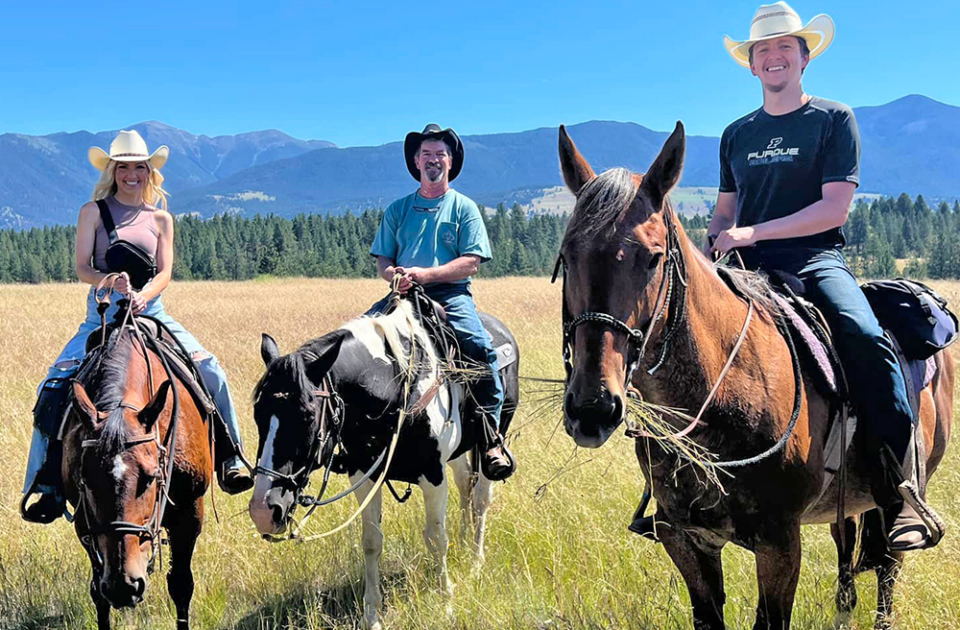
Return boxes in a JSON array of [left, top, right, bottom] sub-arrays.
[[710, 226, 758, 258], [387, 267, 414, 294]]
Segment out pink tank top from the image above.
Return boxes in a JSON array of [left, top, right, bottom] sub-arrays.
[[93, 196, 160, 272]]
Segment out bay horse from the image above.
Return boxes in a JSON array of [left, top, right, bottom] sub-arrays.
[[63, 320, 212, 630], [556, 122, 954, 629], [248, 296, 519, 630]]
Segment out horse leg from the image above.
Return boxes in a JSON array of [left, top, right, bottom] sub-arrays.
[[448, 453, 475, 549], [353, 474, 384, 630], [831, 517, 859, 626], [420, 475, 454, 599], [753, 523, 802, 630], [166, 504, 202, 630], [658, 527, 726, 630], [79, 539, 110, 629], [858, 508, 903, 630], [471, 467, 494, 572], [89, 567, 111, 630]]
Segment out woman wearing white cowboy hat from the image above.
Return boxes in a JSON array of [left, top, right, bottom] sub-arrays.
[[21, 130, 253, 524], [692, 1, 943, 554]]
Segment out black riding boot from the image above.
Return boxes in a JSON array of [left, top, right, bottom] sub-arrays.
[[477, 411, 516, 481], [211, 411, 253, 495], [21, 378, 71, 524]]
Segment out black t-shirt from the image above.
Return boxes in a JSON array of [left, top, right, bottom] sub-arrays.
[[719, 96, 860, 251]]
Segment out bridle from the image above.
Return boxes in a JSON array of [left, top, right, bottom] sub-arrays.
[[556, 209, 689, 385], [253, 375, 351, 508], [555, 205, 804, 469], [76, 407, 170, 560]]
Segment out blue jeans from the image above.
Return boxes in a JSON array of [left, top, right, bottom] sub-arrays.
[[23, 287, 245, 497], [367, 283, 504, 429], [741, 247, 914, 460]]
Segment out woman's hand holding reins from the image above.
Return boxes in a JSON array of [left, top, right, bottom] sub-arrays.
[[128, 291, 147, 315]]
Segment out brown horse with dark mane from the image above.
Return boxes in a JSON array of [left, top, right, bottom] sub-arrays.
[[63, 316, 212, 630], [556, 122, 954, 629]]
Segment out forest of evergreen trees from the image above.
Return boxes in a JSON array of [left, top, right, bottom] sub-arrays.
[[1, 194, 958, 284]]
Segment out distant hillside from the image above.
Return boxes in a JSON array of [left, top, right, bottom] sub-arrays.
[[0, 121, 334, 227], [172, 121, 721, 218], [2, 95, 959, 228]]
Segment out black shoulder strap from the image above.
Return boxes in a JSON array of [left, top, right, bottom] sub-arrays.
[[95, 199, 118, 244]]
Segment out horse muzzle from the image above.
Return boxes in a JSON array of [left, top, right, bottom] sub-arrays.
[[100, 571, 146, 609], [563, 387, 625, 448], [249, 479, 295, 535]]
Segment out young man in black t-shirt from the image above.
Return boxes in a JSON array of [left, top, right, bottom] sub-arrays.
[[704, 2, 943, 551]]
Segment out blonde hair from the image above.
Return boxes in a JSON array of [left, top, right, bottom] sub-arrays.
[[92, 160, 170, 210]]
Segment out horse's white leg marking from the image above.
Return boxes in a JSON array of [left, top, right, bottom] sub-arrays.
[[420, 475, 453, 598], [352, 473, 384, 630], [449, 454, 475, 548], [472, 468, 494, 570]]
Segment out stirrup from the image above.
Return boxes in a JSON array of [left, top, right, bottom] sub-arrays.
[[627, 514, 661, 542], [888, 481, 945, 551]]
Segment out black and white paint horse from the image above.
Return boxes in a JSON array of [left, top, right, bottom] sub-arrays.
[[248, 298, 518, 630]]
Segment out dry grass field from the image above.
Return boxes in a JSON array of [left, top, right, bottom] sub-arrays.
[[1, 277, 958, 630]]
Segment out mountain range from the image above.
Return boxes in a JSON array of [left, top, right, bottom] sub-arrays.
[[1, 95, 957, 229]]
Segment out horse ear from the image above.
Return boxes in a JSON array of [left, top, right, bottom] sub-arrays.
[[72, 381, 100, 431], [558, 125, 596, 195], [261, 333, 281, 366], [139, 380, 171, 433], [641, 121, 685, 208], [305, 334, 345, 384]]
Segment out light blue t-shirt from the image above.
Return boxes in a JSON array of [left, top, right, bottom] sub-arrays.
[[370, 189, 492, 285]]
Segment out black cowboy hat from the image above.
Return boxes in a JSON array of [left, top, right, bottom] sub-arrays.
[[403, 124, 464, 182]]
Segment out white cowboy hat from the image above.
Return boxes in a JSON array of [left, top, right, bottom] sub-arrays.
[[88, 130, 169, 171], [724, 2, 835, 68]]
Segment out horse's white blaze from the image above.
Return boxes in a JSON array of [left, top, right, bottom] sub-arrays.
[[111, 454, 128, 482], [249, 415, 281, 532]]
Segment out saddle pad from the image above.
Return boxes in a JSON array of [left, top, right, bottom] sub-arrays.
[[771, 293, 839, 396]]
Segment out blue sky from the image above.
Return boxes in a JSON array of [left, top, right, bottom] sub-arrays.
[[2, 0, 957, 147]]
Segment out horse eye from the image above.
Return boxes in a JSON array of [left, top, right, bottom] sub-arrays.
[[647, 253, 663, 270]]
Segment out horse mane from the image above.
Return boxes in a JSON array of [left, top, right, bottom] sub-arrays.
[[88, 328, 135, 461], [717, 265, 784, 319]]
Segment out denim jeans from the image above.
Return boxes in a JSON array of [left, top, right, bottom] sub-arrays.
[[23, 287, 245, 496], [367, 283, 504, 429], [740, 247, 914, 460]]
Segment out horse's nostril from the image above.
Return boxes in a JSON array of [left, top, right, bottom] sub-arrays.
[[271, 504, 285, 525], [133, 577, 146, 599]]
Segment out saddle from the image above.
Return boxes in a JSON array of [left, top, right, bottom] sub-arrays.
[[718, 266, 940, 506], [84, 315, 216, 418]]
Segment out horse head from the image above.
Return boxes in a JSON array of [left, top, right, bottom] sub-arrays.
[[70, 369, 170, 609], [557, 122, 685, 447], [249, 332, 345, 535]]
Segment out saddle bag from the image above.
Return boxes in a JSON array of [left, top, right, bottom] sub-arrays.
[[861, 279, 959, 360], [96, 199, 157, 290], [33, 377, 73, 438]]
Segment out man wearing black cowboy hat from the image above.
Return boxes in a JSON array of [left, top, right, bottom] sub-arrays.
[[367, 124, 514, 480]]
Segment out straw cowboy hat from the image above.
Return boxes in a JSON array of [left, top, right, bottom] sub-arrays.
[[88, 130, 169, 171], [404, 124, 464, 182], [724, 2, 835, 68]]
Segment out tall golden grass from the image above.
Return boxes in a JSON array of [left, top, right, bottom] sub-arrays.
[[1, 277, 958, 629]]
